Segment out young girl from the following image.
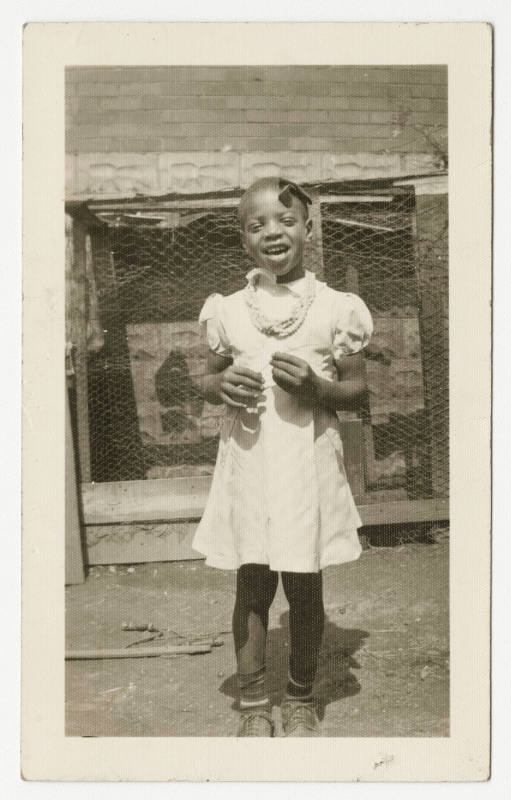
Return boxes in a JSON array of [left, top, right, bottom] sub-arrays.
[[193, 177, 373, 737]]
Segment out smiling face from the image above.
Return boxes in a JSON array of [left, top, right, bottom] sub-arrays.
[[240, 186, 313, 281]]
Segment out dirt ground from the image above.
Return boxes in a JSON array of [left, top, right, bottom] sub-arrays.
[[65, 526, 449, 737]]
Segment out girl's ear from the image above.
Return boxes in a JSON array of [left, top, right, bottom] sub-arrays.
[[305, 218, 313, 241]]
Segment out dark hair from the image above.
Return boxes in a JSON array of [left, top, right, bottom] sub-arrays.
[[238, 177, 312, 227]]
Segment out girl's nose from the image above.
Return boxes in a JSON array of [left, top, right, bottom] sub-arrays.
[[264, 221, 283, 238]]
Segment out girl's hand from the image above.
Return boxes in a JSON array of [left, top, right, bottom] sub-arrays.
[[220, 364, 264, 408], [270, 353, 319, 400]]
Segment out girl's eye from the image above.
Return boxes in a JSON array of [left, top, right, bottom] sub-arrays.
[[247, 224, 261, 233], [282, 218, 296, 226]]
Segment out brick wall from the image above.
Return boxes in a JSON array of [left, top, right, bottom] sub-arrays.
[[66, 65, 447, 156]]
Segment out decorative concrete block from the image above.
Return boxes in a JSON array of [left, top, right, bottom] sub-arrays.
[[401, 153, 440, 177], [241, 152, 323, 187], [320, 152, 403, 181], [66, 150, 444, 200], [75, 153, 160, 197], [157, 151, 240, 194]]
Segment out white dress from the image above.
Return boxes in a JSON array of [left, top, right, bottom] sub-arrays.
[[192, 270, 373, 573]]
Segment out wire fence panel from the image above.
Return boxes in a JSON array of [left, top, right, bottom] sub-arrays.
[[74, 187, 448, 503], [86, 207, 249, 483], [320, 191, 448, 500]]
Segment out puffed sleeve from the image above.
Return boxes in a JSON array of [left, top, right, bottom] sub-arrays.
[[198, 293, 231, 356], [332, 293, 373, 360]]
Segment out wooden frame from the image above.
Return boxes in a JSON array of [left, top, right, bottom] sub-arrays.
[[66, 179, 449, 565]]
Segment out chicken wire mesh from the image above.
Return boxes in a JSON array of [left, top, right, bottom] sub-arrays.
[[69, 186, 448, 502], [321, 191, 448, 500]]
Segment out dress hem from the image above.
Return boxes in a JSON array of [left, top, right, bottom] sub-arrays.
[[192, 538, 363, 573]]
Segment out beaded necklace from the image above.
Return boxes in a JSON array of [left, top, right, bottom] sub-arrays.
[[244, 269, 316, 338]]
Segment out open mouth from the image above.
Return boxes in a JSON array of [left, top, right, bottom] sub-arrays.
[[262, 244, 290, 256]]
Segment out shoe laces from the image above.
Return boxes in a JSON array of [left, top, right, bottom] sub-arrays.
[[239, 710, 272, 736], [286, 702, 318, 732]]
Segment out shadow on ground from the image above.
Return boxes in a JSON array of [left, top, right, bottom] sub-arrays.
[[220, 612, 369, 720]]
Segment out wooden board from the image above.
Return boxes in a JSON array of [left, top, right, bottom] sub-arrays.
[[82, 477, 210, 524], [70, 218, 91, 482], [359, 497, 448, 526], [85, 522, 202, 565], [83, 499, 448, 565], [83, 194, 394, 215], [82, 475, 448, 528], [413, 193, 449, 497]]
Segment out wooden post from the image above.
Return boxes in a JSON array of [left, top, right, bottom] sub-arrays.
[[413, 194, 449, 498], [306, 195, 325, 280], [342, 258, 379, 497], [70, 216, 91, 482]]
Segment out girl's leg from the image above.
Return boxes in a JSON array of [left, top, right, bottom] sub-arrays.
[[232, 563, 279, 712], [281, 571, 325, 701]]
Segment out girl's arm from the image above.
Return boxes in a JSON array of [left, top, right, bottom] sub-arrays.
[[199, 351, 232, 405], [199, 351, 264, 407], [270, 351, 367, 411], [316, 351, 367, 411]]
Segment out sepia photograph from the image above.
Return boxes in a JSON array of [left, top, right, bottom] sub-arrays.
[[64, 62, 450, 739], [21, 21, 491, 782]]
